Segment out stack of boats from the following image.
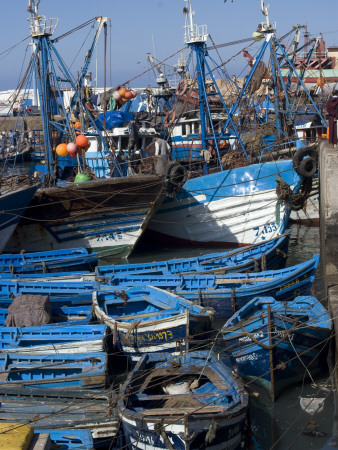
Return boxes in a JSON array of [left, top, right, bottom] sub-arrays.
[[0, 230, 332, 449]]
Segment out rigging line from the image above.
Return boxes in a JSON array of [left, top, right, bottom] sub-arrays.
[[122, 47, 185, 86], [207, 36, 253, 51], [51, 18, 98, 43], [0, 36, 30, 59], [69, 22, 96, 71], [17, 177, 164, 211]]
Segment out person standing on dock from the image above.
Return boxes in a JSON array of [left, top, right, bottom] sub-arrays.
[[326, 90, 338, 148], [154, 134, 171, 175], [127, 120, 140, 158]]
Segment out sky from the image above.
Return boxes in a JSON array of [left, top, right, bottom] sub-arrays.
[[0, 0, 337, 91]]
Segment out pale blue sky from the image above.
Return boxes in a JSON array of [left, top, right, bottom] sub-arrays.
[[0, 0, 337, 90]]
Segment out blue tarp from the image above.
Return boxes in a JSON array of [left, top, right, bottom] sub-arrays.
[[94, 111, 135, 131]]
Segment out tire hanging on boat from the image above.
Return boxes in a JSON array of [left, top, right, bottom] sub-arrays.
[[292, 146, 318, 178], [276, 175, 312, 212], [164, 161, 187, 194]]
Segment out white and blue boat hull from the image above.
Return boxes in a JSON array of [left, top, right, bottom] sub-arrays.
[[148, 160, 300, 246]]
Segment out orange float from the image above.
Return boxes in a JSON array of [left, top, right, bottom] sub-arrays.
[[55, 143, 68, 157], [119, 87, 127, 97], [76, 134, 89, 148], [73, 121, 81, 129]]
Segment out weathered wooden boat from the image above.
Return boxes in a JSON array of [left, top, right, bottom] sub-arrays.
[[106, 256, 319, 319], [0, 292, 93, 309], [222, 296, 332, 400], [148, 160, 302, 248], [0, 324, 107, 354], [96, 231, 291, 278], [35, 428, 94, 449], [0, 278, 98, 298], [92, 286, 213, 363], [0, 423, 94, 450], [0, 184, 39, 254], [0, 247, 98, 274], [118, 351, 249, 449], [5, 176, 168, 259], [0, 303, 92, 326], [0, 386, 119, 444], [0, 352, 107, 389]]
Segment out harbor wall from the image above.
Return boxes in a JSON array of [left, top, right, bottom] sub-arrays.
[[319, 140, 338, 381], [0, 115, 62, 132]]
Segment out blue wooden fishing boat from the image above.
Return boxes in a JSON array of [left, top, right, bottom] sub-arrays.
[[0, 324, 107, 354], [35, 428, 94, 449], [0, 303, 92, 325], [0, 184, 39, 254], [0, 248, 98, 274], [106, 256, 319, 319], [0, 352, 107, 389], [0, 292, 93, 309], [222, 296, 332, 400], [96, 231, 290, 278], [0, 424, 94, 450], [92, 286, 213, 363], [118, 351, 249, 450], [0, 278, 98, 298], [0, 386, 119, 444]]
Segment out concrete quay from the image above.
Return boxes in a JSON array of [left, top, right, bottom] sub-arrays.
[[319, 139, 338, 320], [319, 138, 338, 443]]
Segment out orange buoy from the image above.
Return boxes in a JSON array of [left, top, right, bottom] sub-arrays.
[[76, 134, 89, 148], [73, 121, 81, 129], [56, 143, 68, 157], [119, 87, 127, 97], [316, 77, 325, 87]]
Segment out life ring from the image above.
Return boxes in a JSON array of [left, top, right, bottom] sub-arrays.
[[176, 79, 188, 96], [164, 109, 176, 128], [292, 146, 318, 178]]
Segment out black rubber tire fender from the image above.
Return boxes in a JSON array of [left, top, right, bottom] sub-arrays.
[[165, 161, 179, 177], [169, 163, 188, 186], [297, 156, 317, 178], [292, 146, 318, 177], [290, 197, 305, 211]]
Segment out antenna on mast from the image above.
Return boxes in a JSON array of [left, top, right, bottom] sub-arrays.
[[261, 0, 270, 27], [183, 0, 207, 44]]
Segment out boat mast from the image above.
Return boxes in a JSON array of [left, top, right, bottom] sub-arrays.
[[183, 0, 248, 167], [28, 0, 59, 182]]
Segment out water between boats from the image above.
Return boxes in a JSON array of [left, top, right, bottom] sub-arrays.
[[101, 223, 335, 450]]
